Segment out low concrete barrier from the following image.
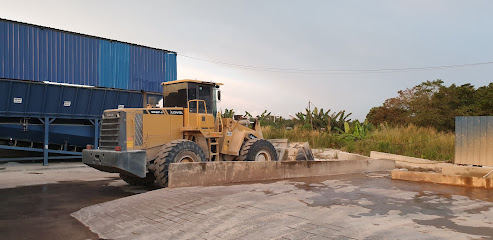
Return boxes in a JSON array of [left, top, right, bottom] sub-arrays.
[[168, 159, 395, 188], [370, 151, 449, 172], [441, 165, 493, 179], [391, 170, 493, 189], [370, 151, 432, 163]]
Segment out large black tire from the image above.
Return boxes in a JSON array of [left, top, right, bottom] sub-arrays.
[[237, 139, 278, 161], [119, 171, 155, 186], [154, 140, 206, 187]]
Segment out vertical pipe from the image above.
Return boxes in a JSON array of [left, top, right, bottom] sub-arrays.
[[100, 90, 107, 114], [71, 87, 79, 116], [41, 84, 48, 113], [56, 86, 64, 115], [43, 117, 50, 166], [114, 91, 120, 108], [94, 119, 99, 149], [85, 88, 93, 115], [6, 81, 12, 112], [142, 91, 147, 107], [24, 82, 31, 113]]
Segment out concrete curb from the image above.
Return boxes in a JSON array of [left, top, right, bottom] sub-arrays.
[[0, 163, 88, 173], [391, 170, 493, 189]]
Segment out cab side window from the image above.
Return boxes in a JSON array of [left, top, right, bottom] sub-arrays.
[[188, 83, 212, 114], [163, 83, 187, 108], [198, 85, 211, 113], [188, 86, 197, 112]]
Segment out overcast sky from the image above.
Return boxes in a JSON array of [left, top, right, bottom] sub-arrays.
[[1, 0, 492, 120]]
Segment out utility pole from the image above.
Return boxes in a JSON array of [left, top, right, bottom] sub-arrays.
[[309, 100, 313, 131]]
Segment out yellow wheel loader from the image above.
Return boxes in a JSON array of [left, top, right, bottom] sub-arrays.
[[82, 79, 313, 187]]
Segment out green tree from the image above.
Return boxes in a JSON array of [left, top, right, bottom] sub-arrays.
[[367, 80, 493, 131]]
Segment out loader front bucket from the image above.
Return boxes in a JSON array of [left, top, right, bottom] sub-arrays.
[[268, 139, 314, 161]]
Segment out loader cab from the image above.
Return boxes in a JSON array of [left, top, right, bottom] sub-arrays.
[[162, 79, 222, 117]]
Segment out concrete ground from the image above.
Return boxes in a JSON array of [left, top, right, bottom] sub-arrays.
[[2, 162, 493, 240], [73, 172, 493, 240], [0, 162, 156, 240]]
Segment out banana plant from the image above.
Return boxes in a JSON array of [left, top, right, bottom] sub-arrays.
[[293, 107, 353, 132], [335, 120, 373, 140], [221, 108, 235, 118]]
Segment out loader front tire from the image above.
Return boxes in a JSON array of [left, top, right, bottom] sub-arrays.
[[153, 140, 206, 187], [237, 139, 278, 161], [119, 172, 155, 186]]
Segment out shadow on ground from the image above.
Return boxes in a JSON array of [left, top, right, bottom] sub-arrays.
[[0, 177, 156, 240]]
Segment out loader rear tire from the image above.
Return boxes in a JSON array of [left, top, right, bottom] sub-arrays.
[[237, 139, 278, 161], [153, 140, 206, 187], [120, 172, 155, 186]]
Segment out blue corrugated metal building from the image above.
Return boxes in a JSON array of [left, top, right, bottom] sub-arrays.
[[0, 18, 177, 92], [0, 18, 178, 165]]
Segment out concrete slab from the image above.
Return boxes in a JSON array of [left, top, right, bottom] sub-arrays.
[[392, 170, 493, 189], [73, 173, 493, 240], [0, 164, 117, 189], [0, 161, 87, 172]]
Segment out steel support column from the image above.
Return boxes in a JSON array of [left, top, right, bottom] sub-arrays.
[[41, 117, 55, 166], [43, 117, 49, 165]]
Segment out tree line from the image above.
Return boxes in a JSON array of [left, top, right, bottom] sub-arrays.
[[366, 80, 493, 132]]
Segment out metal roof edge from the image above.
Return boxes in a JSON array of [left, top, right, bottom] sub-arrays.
[[0, 78, 163, 95], [161, 79, 223, 86], [0, 18, 177, 55]]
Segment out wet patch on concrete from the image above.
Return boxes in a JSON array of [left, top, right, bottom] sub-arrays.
[[413, 218, 493, 238], [464, 204, 493, 214], [287, 173, 493, 238], [0, 177, 150, 240]]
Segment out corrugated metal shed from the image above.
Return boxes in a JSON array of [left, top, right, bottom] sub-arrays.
[[0, 18, 177, 92], [455, 116, 493, 167]]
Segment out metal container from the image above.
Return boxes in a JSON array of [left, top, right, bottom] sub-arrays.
[[0, 78, 163, 164], [0, 18, 177, 92], [455, 116, 493, 167], [0, 79, 161, 119]]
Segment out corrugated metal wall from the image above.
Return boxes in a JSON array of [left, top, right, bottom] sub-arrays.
[[0, 18, 177, 92], [455, 116, 493, 167]]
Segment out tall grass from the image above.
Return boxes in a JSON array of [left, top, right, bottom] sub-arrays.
[[262, 125, 454, 162]]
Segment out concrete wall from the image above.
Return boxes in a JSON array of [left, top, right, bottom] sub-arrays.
[[392, 170, 493, 189], [312, 149, 371, 160], [370, 151, 432, 163], [168, 159, 396, 188], [370, 151, 449, 172], [441, 165, 493, 179]]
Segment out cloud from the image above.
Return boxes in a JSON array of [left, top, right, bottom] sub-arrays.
[[2, 0, 493, 120]]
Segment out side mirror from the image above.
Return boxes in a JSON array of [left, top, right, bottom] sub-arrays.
[[217, 90, 221, 102]]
